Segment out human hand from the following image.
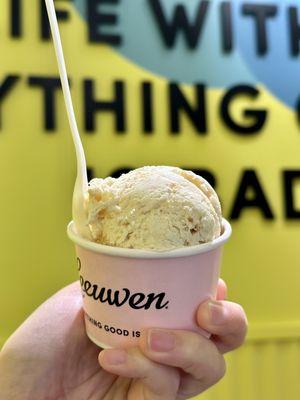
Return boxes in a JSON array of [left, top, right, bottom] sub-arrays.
[[0, 280, 247, 400]]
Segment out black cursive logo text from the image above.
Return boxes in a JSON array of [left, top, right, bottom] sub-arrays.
[[79, 275, 169, 310]]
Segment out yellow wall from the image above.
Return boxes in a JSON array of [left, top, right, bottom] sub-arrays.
[[194, 338, 300, 400], [1, 2, 300, 399]]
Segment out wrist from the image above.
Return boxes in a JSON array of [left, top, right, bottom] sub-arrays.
[[0, 345, 32, 400], [0, 349, 14, 399]]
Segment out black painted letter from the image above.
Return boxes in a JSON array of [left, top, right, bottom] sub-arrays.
[[230, 170, 275, 220], [148, 0, 210, 49], [283, 171, 300, 219], [142, 82, 154, 133], [289, 7, 300, 56], [169, 83, 207, 134], [40, 0, 71, 40], [242, 4, 277, 55], [87, 0, 122, 45], [0, 75, 20, 129], [220, 1, 233, 53], [28, 77, 62, 131], [84, 80, 125, 133], [221, 85, 267, 134], [11, 0, 22, 37]]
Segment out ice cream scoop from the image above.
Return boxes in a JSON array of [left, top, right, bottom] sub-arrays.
[[87, 166, 222, 250]]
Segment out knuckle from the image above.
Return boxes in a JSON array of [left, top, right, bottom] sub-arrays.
[[216, 356, 227, 382], [210, 349, 226, 381], [126, 347, 149, 373], [144, 366, 180, 400], [235, 308, 248, 343], [207, 354, 226, 386], [180, 334, 205, 371], [127, 346, 140, 358], [235, 304, 248, 326], [227, 304, 248, 341], [181, 334, 217, 377], [176, 332, 227, 386], [242, 311, 249, 332]]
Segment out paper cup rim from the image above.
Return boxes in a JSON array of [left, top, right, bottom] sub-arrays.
[[67, 218, 231, 259]]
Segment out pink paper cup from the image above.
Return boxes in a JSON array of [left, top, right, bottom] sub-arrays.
[[67, 219, 231, 349]]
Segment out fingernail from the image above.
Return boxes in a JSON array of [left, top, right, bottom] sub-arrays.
[[103, 349, 127, 365], [209, 301, 226, 325], [148, 330, 176, 352]]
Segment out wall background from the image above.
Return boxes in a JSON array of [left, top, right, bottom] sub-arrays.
[[1, 1, 300, 398]]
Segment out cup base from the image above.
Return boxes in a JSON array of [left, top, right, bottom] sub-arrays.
[[86, 330, 112, 349]]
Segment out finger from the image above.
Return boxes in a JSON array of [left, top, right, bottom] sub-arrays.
[[197, 300, 248, 354], [99, 347, 179, 400], [139, 329, 225, 399], [216, 279, 227, 300]]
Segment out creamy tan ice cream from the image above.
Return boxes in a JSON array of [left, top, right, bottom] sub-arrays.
[[87, 166, 222, 250]]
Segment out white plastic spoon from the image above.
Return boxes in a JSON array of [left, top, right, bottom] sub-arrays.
[[45, 0, 92, 240]]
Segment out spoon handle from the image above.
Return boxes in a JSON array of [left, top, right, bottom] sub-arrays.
[[45, 0, 92, 239], [44, 0, 88, 190]]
